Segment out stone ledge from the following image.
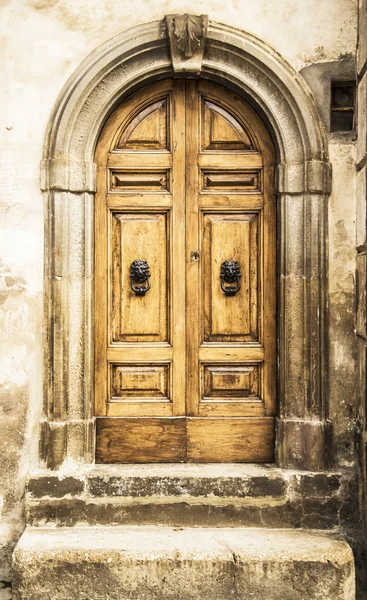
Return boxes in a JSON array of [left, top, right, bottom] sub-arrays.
[[24, 466, 356, 530], [26, 497, 341, 530], [25, 464, 350, 498], [12, 526, 355, 600], [26, 464, 351, 500], [27, 476, 85, 499]]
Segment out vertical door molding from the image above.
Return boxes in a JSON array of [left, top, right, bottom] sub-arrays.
[[41, 18, 331, 470]]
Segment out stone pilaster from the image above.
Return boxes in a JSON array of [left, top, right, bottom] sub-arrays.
[[41, 182, 95, 468], [276, 161, 331, 470]]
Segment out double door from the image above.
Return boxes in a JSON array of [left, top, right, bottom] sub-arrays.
[[95, 79, 276, 462]]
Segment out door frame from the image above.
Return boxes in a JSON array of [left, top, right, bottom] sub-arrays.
[[40, 17, 331, 471]]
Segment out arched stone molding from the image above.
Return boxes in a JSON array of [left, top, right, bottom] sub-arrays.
[[41, 18, 331, 471]]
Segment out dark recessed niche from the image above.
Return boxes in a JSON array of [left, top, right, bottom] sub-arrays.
[[330, 81, 355, 132]]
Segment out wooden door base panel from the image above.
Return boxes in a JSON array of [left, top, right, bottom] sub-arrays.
[[96, 417, 275, 463], [187, 418, 274, 462], [96, 418, 187, 463]]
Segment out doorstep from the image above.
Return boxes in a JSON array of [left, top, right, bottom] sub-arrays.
[[25, 464, 354, 530], [12, 526, 355, 600]]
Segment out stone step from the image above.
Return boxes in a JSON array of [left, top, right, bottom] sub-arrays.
[[25, 465, 352, 529], [13, 526, 355, 600]]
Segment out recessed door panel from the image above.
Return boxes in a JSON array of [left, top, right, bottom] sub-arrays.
[[203, 212, 260, 343], [203, 364, 261, 400], [115, 98, 169, 151], [201, 99, 255, 151], [110, 212, 169, 343], [109, 170, 170, 193], [110, 364, 171, 400], [201, 170, 261, 193]]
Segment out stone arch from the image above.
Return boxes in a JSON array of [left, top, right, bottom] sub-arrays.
[[41, 18, 331, 471]]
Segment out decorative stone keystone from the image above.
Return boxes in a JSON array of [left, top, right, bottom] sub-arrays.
[[166, 14, 208, 74]]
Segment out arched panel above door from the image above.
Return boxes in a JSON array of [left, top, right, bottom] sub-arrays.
[[201, 99, 256, 151], [115, 97, 169, 151]]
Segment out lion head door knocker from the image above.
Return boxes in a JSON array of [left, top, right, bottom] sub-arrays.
[[220, 260, 242, 296], [130, 260, 151, 296]]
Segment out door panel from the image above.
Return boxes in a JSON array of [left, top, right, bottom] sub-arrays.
[[96, 417, 186, 463], [110, 364, 171, 400], [110, 170, 170, 193], [95, 78, 276, 462], [201, 99, 255, 151], [95, 79, 186, 421], [203, 364, 261, 399], [115, 97, 169, 150], [202, 212, 260, 343], [198, 362, 264, 417], [110, 211, 169, 343], [187, 417, 275, 462], [201, 170, 261, 192]]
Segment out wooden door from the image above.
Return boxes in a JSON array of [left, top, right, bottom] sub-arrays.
[[95, 79, 276, 463]]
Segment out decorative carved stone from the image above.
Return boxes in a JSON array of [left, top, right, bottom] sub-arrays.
[[166, 14, 208, 74]]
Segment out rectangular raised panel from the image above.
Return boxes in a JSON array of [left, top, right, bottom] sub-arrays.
[[203, 213, 260, 342], [202, 170, 260, 192], [202, 364, 260, 400], [110, 170, 170, 192], [110, 212, 169, 343], [110, 364, 170, 401], [96, 418, 186, 463]]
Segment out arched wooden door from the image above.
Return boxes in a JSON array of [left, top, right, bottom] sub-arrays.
[[94, 79, 276, 463]]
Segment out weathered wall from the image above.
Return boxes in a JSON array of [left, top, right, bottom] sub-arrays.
[[328, 141, 358, 467], [356, 0, 367, 536], [0, 0, 359, 597]]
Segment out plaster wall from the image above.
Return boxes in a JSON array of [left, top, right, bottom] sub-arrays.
[[0, 0, 359, 597], [356, 0, 367, 534], [329, 142, 358, 468]]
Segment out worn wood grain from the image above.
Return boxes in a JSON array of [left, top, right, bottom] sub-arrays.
[[187, 418, 275, 462], [96, 418, 186, 463], [111, 212, 168, 343]]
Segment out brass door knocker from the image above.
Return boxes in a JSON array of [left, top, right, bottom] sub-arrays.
[[220, 260, 241, 296], [130, 260, 151, 296]]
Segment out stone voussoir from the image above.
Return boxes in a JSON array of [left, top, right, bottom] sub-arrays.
[[12, 526, 355, 600]]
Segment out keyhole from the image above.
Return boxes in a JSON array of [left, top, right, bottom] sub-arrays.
[[190, 251, 200, 262]]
